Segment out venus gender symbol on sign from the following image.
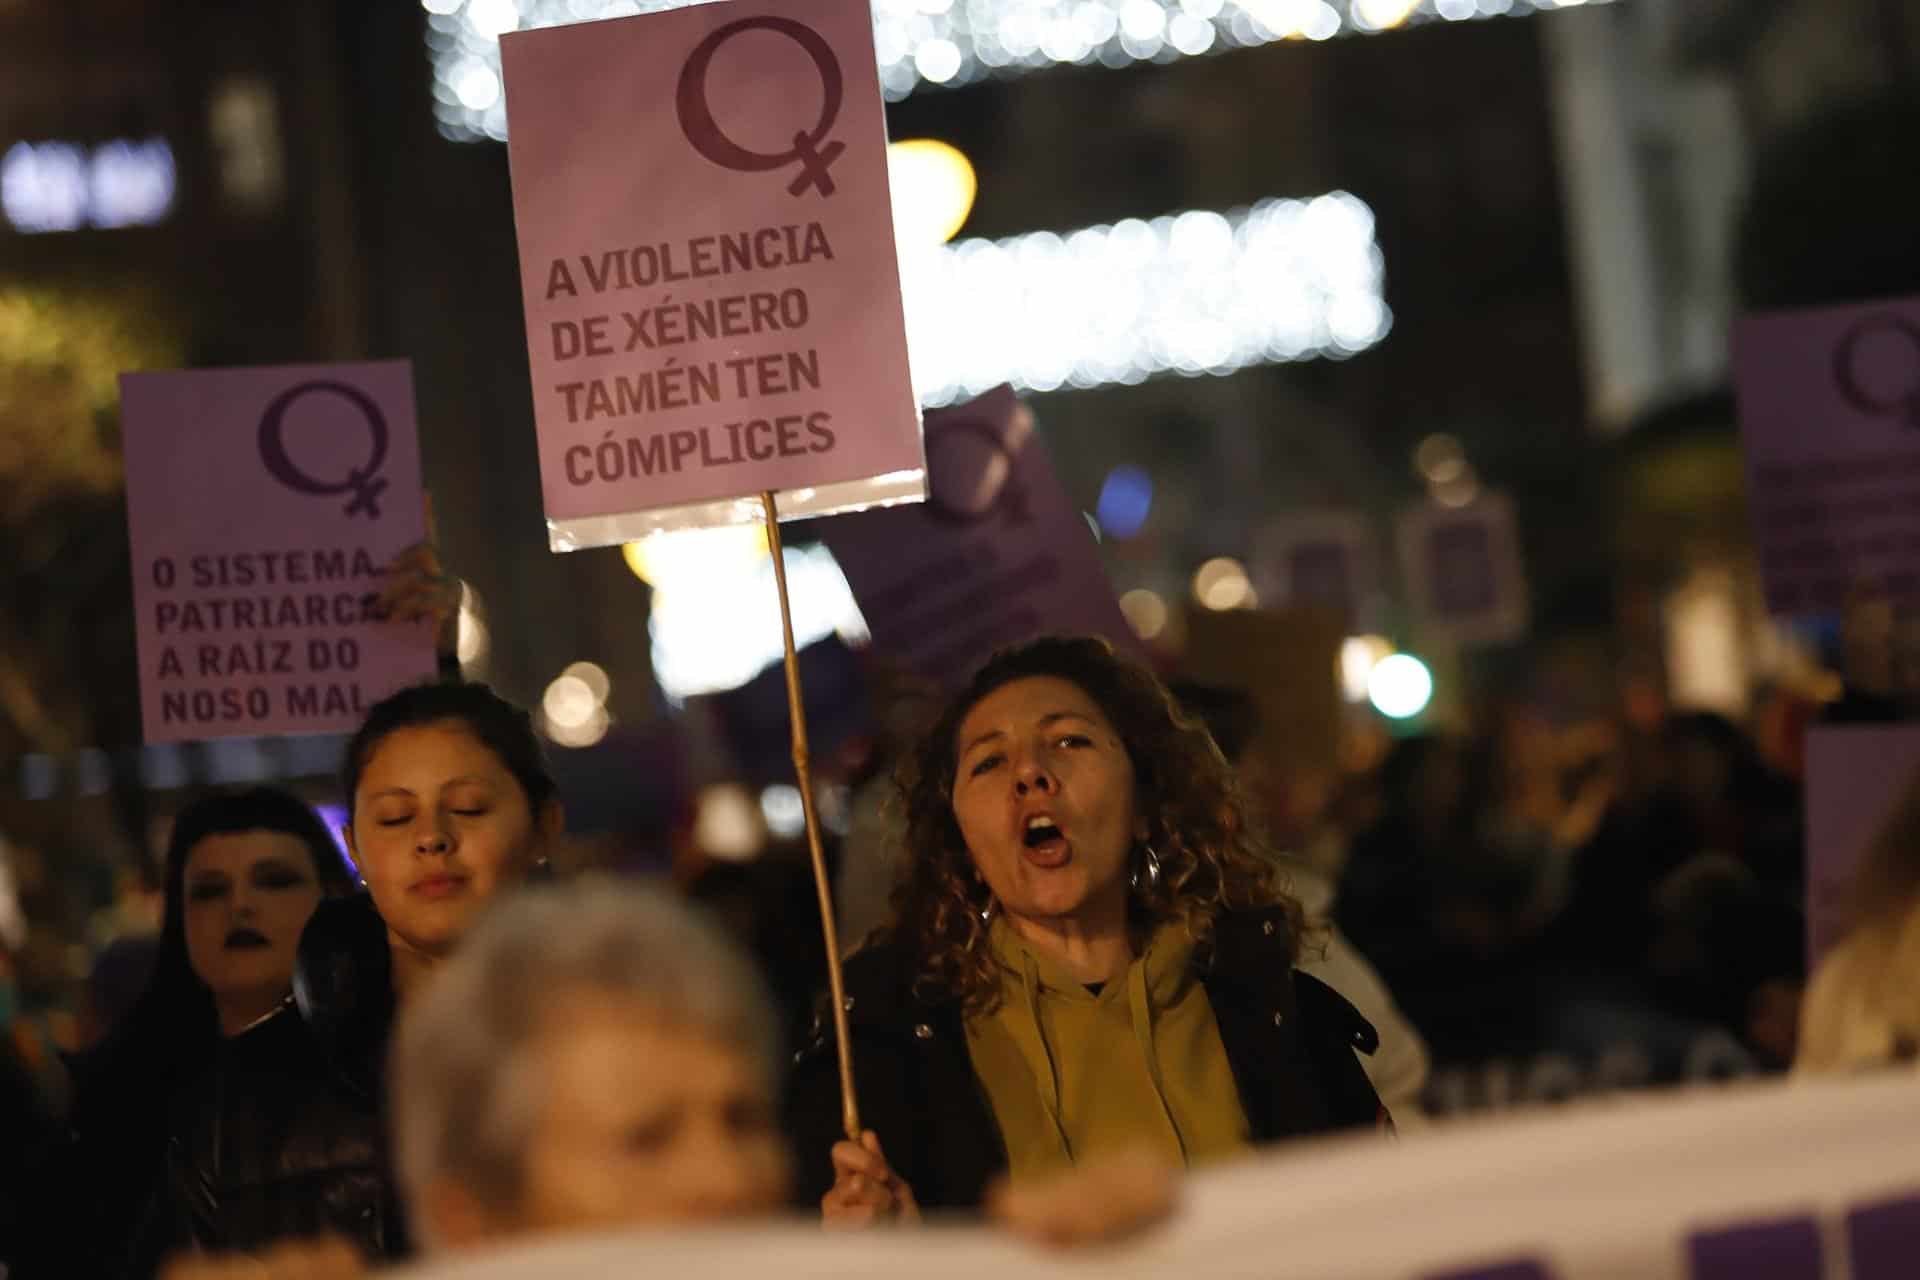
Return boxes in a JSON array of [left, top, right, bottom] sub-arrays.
[[926, 414, 1032, 528], [257, 380, 391, 519], [675, 16, 846, 197], [1834, 313, 1920, 430]]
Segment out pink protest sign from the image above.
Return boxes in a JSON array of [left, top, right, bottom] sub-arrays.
[[1255, 509, 1378, 629], [1736, 295, 1920, 616], [1804, 724, 1920, 967], [120, 362, 436, 743], [1395, 493, 1529, 647], [500, 0, 924, 551], [822, 386, 1137, 687]]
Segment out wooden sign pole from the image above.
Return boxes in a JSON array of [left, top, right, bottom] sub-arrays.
[[760, 489, 861, 1142]]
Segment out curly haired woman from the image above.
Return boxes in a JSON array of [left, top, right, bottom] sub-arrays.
[[1799, 763, 1920, 1073], [787, 637, 1389, 1222]]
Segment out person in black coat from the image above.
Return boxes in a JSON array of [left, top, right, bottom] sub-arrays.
[[12, 786, 357, 1279], [787, 637, 1385, 1222]]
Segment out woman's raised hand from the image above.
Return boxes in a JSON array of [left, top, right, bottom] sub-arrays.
[[986, 1149, 1178, 1249], [377, 537, 461, 667], [822, 1130, 920, 1227], [377, 540, 459, 625]]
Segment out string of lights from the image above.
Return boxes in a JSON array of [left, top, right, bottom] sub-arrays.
[[423, 0, 1616, 141], [903, 192, 1390, 405]]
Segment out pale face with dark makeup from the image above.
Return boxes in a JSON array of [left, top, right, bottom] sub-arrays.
[[182, 831, 326, 1016], [950, 676, 1142, 931], [346, 720, 550, 962]]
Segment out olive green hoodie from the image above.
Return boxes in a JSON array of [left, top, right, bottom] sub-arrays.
[[965, 917, 1250, 1181]]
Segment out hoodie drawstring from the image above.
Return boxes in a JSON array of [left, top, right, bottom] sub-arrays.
[[1129, 951, 1188, 1163], [1017, 948, 1077, 1161]]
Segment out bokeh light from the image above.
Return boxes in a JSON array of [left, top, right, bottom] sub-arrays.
[[2, 138, 174, 233], [622, 525, 770, 588], [1353, 0, 1420, 29], [455, 583, 490, 667], [424, 0, 1618, 139], [1193, 558, 1255, 611], [1097, 465, 1154, 539], [888, 138, 978, 248], [1414, 433, 1466, 483], [905, 193, 1390, 406], [1119, 588, 1170, 639], [695, 783, 764, 861], [631, 530, 871, 701], [759, 783, 807, 840], [1340, 634, 1394, 702], [541, 662, 612, 747], [1368, 653, 1434, 719], [561, 660, 610, 705]]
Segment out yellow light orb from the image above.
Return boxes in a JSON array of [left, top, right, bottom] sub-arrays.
[[621, 524, 769, 588], [887, 138, 978, 248], [1354, 0, 1419, 30]]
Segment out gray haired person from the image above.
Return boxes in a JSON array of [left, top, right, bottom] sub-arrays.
[[390, 879, 791, 1252]]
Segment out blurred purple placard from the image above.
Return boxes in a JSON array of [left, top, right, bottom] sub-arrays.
[[1395, 493, 1528, 647], [500, 0, 924, 551], [1735, 295, 1920, 617], [823, 386, 1137, 687], [1255, 509, 1377, 629], [120, 362, 436, 743], [1804, 725, 1920, 967]]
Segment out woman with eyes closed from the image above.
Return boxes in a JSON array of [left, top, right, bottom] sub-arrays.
[[17, 787, 356, 1279], [788, 637, 1391, 1223], [272, 681, 564, 1269]]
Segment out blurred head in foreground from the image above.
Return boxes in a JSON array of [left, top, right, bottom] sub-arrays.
[[1799, 765, 1920, 1072], [391, 880, 789, 1250]]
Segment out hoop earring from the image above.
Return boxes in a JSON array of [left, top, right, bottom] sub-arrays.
[[1131, 843, 1162, 894]]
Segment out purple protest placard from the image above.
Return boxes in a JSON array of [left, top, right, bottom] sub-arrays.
[[822, 386, 1136, 687], [120, 362, 436, 743], [1255, 509, 1377, 629], [1735, 295, 1920, 617], [1395, 493, 1529, 647], [500, 0, 924, 550], [1804, 724, 1920, 967]]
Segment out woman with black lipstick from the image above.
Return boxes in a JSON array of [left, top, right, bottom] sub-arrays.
[[15, 787, 356, 1279]]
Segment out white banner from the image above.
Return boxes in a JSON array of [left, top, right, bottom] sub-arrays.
[[402, 1073, 1920, 1279]]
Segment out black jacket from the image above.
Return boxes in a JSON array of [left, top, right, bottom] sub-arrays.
[[284, 893, 410, 1260], [137, 1001, 393, 1268], [9, 896, 403, 1280], [785, 904, 1384, 1210], [146, 893, 407, 1271]]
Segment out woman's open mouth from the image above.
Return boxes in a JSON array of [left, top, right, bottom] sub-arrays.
[[1021, 815, 1071, 868]]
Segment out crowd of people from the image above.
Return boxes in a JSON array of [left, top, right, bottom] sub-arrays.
[[1, 625, 1916, 1277], [1333, 706, 1808, 1084]]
